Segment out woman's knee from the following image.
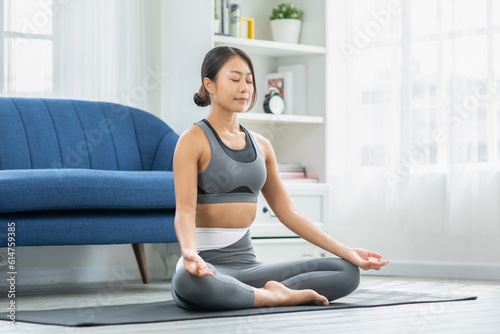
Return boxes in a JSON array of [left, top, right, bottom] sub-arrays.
[[171, 268, 193, 298], [172, 268, 219, 310], [172, 267, 254, 310], [342, 259, 360, 292], [172, 266, 212, 301], [320, 257, 360, 283]]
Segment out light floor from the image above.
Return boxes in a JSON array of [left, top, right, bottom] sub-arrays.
[[1, 275, 499, 334]]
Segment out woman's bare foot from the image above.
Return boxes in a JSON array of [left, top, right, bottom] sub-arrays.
[[252, 281, 329, 308]]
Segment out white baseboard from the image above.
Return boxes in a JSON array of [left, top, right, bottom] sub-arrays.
[[361, 260, 500, 281]]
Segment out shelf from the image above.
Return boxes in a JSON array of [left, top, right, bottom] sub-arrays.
[[213, 35, 326, 57], [237, 112, 324, 124]]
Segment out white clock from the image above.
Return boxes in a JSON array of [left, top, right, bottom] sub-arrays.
[[263, 89, 285, 115]]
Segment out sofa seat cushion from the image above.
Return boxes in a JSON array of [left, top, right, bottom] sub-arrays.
[[0, 169, 175, 213]]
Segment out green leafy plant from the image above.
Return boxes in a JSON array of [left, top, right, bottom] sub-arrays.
[[269, 2, 303, 21]]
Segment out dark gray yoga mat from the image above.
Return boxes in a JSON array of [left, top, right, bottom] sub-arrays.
[[1, 288, 477, 327]]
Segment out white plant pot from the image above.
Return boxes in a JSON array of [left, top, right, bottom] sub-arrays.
[[271, 19, 301, 44]]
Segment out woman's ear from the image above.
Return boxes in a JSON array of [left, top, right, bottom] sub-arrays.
[[203, 77, 215, 94]]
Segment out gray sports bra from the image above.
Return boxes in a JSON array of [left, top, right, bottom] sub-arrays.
[[195, 119, 267, 204]]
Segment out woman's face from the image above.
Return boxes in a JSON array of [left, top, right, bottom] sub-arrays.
[[206, 56, 254, 113]]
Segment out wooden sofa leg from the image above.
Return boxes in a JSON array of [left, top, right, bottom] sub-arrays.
[[132, 243, 150, 284]]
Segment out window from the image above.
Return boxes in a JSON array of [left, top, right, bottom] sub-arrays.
[[1, 0, 53, 96], [1, 0, 150, 111], [344, 0, 500, 167]]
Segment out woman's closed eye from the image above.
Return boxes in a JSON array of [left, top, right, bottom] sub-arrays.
[[231, 78, 253, 84]]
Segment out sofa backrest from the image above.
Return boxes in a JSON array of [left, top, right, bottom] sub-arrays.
[[0, 98, 179, 171]]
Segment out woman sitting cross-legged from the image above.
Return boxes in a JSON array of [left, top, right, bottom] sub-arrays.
[[171, 46, 389, 310]]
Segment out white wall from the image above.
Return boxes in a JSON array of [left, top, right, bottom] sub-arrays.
[[159, 0, 211, 134]]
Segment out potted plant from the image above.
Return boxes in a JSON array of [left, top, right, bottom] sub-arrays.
[[269, 2, 303, 44]]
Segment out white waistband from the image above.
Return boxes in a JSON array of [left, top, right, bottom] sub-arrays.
[[176, 227, 250, 271], [196, 227, 249, 251]]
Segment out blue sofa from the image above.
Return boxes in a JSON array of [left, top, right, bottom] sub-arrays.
[[0, 97, 179, 283]]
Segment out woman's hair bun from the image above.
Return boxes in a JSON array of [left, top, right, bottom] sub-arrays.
[[193, 85, 210, 107], [193, 92, 208, 107]]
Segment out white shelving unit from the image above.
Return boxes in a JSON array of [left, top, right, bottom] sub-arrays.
[[210, 0, 327, 181]]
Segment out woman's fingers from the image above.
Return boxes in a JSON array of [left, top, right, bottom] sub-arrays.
[[185, 261, 213, 276], [194, 256, 214, 277], [199, 267, 214, 277], [351, 249, 389, 271], [367, 251, 383, 259], [368, 259, 389, 270], [360, 259, 389, 271]]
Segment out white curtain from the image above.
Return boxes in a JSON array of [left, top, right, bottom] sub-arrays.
[[53, 0, 147, 109], [328, 0, 500, 260], [2, 0, 148, 110]]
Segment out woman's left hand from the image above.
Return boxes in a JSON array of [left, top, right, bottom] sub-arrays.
[[345, 248, 390, 271]]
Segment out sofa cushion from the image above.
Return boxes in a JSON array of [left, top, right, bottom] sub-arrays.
[[0, 98, 178, 171], [0, 169, 175, 213], [0, 210, 177, 246]]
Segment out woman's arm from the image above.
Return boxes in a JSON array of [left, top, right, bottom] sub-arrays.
[[173, 127, 213, 276], [259, 136, 389, 271]]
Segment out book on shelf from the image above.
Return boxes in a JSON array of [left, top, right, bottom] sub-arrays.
[[277, 163, 305, 172], [216, 0, 229, 36], [277, 162, 317, 182], [279, 171, 306, 178], [282, 177, 319, 183]]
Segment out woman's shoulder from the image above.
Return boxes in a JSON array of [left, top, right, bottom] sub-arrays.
[[179, 121, 206, 139], [176, 122, 209, 151], [247, 130, 273, 157], [248, 130, 269, 145]]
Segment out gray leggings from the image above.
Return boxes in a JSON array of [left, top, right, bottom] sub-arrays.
[[171, 231, 360, 310]]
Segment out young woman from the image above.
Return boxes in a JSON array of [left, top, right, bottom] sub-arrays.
[[171, 46, 389, 310]]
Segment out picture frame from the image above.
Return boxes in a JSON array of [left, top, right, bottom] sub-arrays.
[[265, 72, 294, 114], [240, 17, 255, 39]]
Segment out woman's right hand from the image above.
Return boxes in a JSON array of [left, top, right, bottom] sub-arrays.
[[183, 249, 214, 277]]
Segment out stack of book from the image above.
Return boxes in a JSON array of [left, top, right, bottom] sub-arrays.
[[278, 163, 319, 183]]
